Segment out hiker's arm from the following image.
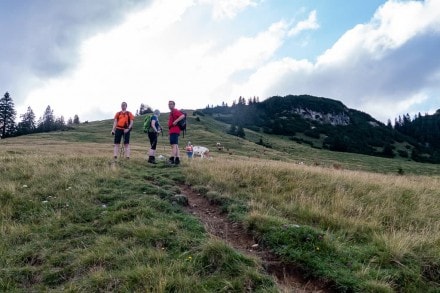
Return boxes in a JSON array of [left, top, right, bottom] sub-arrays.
[[124, 115, 134, 133], [151, 119, 158, 132], [111, 119, 117, 134], [172, 114, 185, 126]]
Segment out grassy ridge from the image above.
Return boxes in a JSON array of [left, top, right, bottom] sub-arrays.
[[185, 159, 440, 291], [0, 141, 275, 292], [1, 113, 440, 291]]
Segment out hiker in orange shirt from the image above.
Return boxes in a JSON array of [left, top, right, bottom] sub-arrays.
[[111, 102, 134, 159]]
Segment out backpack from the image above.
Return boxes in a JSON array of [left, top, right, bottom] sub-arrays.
[[177, 112, 187, 137], [143, 114, 153, 133], [117, 111, 132, 129]]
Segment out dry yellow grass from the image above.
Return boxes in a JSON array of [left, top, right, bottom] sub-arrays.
[[186, 157, 440, 260]]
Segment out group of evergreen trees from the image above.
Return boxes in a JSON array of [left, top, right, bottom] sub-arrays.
[[0, 92, 80, 138], [135, 103, 153, 116], [0, 94, 156, 139], [200, 95, 440, 163], [392, 111, 440, 162]]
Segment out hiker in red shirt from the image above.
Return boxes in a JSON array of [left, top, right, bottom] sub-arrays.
[[168, 100, 185, 165], [111, 102, 134, 159]]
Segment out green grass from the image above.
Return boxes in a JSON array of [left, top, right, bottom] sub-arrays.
[[0, 142, 275, 292], [1, 112, 440, 292], [185, 158, 440, 292]]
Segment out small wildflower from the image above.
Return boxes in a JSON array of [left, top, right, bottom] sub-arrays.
[[316, 247, 320, 251], [22, 185, 28, 188], [42, 200, 48, 204]]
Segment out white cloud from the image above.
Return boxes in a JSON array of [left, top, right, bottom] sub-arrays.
[[233, 0, 440, 122], [200, 0, 259, 20], [231, 58, 314, 97], [17, 0, 440, 124], [361, 92, 430, 122], [1, 0, 151, 107], [23, 0, 287, 121], [318, 0, 440, 65], [288, 10, 319, 37]]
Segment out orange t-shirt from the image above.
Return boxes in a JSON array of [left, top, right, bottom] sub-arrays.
[[114, 111, 134, 129]]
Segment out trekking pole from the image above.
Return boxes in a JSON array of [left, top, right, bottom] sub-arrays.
[[119, 139, 125, 159]]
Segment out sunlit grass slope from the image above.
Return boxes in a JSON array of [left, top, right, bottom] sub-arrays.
[[0, 136, 275, 291], [1, 112, 439, 292], [185, 157, 440, 291]]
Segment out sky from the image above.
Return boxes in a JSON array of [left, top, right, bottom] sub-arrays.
[[1, 0, 439, 123]]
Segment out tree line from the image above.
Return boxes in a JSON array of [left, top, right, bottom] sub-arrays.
[[0, 92, 80, 138], [200, 95, 440, 163], [0, 92, 157, 139]]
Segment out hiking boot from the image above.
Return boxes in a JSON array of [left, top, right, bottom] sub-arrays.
[[174, 157, 180, 166], [148, 156, 157, 164], [168, 157, 175, 165]]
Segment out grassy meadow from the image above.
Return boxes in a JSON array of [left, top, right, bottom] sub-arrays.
[[185, 159, 440, 291], [1, 112, 439, 292], [0, 138, 275, 291]]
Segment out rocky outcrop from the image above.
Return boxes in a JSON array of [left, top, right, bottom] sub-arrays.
[[292, 108, 350, 126]]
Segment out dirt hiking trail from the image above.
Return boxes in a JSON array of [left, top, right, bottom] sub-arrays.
[[181, 185, 333, 293]]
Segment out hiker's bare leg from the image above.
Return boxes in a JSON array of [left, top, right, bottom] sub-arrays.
[[114, 144, 119, 157], [171, 144, 179, 157], [125, 144, 130, 158]]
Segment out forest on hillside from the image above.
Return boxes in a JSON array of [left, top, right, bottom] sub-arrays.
[[200, 95, 440, 163]]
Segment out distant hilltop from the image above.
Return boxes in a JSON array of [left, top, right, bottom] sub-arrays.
[[199, 94, 440, 164]]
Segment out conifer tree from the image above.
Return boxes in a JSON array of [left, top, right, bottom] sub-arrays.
[[17, 106, 36, 135], [0, 92, 17, 138], [228, 124, 237, 135], [38, 105, 55, 132], [236, 125, 245, 138]]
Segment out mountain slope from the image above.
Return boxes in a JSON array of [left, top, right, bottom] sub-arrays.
[[201, 94, 430, 161]]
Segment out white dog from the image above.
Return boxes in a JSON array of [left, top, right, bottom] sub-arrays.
[[193, 146, 210, 158]]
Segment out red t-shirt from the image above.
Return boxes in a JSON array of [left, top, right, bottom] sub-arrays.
[[168, 108, 183, 134]]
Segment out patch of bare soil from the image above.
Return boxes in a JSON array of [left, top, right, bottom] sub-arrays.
[[180, 185, 333, 293]]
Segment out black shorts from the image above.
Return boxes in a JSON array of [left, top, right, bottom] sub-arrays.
[[148, 132, 158, 150], [114, 128, 130, 144], [169, 133, 179, 145]]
